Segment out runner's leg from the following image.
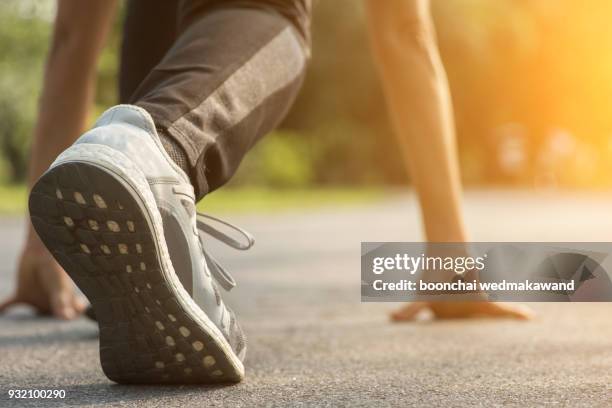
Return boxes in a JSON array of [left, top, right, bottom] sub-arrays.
[[128, 0, 311, 198]]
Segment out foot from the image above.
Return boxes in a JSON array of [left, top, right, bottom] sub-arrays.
[[0, 239, 85, 319], [29, 105, 249, 384], [390, 301, 534, 321]]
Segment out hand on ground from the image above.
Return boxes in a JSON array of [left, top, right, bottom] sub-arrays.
[[0, 240, 85, 319]]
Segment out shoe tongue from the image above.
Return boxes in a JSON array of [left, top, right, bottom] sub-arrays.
[[94, 105, 158, 138]]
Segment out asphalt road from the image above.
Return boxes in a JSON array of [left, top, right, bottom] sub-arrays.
[[1, 191, 611, 407]]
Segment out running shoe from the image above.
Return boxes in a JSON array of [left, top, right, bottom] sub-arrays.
[[29, 105, 251, 384]]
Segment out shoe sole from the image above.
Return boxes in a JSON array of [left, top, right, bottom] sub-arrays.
[[29, 148, 244, 384]]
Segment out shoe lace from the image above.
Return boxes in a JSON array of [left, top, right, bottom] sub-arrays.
[[195, 212, 254, 291]]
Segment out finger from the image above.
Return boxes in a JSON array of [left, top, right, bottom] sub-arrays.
[[72, 297, 87, 315], [50, 290, 76, 320], [390, 302, 428, 322], [0, 296, 19, 313]]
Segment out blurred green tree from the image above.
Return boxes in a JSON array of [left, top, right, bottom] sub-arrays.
[[0, 1, 52, 183]]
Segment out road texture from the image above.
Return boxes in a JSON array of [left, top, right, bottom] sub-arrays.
[[1, 190, 611, 407]]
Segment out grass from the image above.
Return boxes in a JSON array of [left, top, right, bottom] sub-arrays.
[[0, 184, 27, 214], [0, 184, 388, 215]]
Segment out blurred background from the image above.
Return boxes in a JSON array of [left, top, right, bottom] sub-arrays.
[[1, 4, 612, 402], [2, 0, 612, 212]]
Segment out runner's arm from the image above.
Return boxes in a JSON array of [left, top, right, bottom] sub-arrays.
[[365, 0, 467, 242], [0, 0, 118, 319]]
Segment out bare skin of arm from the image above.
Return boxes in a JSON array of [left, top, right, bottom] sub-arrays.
[[0, 0, 117, 319], [365, 0, 532, 320]]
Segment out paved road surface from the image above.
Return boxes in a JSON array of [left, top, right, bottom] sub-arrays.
[[1, 191, 611, 407]]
